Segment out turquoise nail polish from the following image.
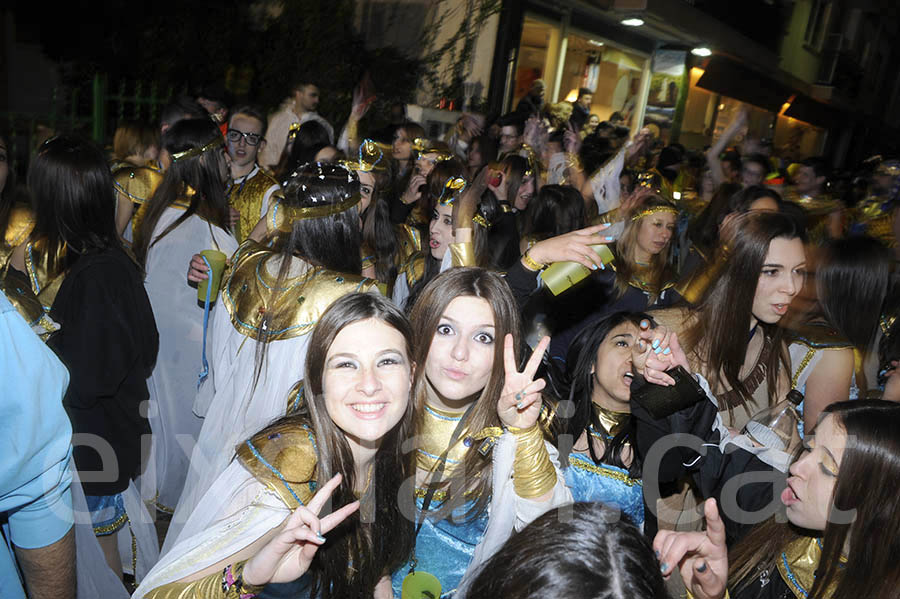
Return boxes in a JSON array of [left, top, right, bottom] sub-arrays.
[[663, 347, 671, 355], [591, 264, 598, 270], [652, 339, 660, 349], [660, 563, 668, 573], [516, 401, 523, 409], [604, 236, 614, 241], [316, 533, 326, 542], [599, 262, 605, 270], [696, 561, 707, 573], [654, 346, 661, 354]]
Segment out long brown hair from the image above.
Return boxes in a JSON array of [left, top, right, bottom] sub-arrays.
[[729, 400, 900, 599], [681, 211, 804, 417], [133, 118, 230, 266], [612, 195, 677, 304], [265, 292, 416, 598], [409, 267, 524, 520]]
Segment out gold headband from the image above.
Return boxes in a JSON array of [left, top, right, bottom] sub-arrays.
[[631, 206, 679, 222], [412, 137, 453, 162], [268, 194, 361, 232], [171, 136, 224, 162]]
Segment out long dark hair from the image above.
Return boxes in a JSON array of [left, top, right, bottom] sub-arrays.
[[521, 184, 586, 240], [361, 192, 399, 285], [687, 182, 742, 253], [0, 129, 12, 233], [409, 267, 524, 521], [27, 134, 124, 262], [134, 118, 229, 265], [278, 120, 331, 182], [729, 400, 900, 599], [473, 187, 520, 271], [467, 502, 670, 598], [252, 293, 416, 599], [556, 311, 651, 478], [683, 211, 804, 417], [250, 162, 363, 389], [816, 236, 891, 352]]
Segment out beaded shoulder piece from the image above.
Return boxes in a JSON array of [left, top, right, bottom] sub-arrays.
[[775, 536, 844, 599], [236, 421, 318, 509]]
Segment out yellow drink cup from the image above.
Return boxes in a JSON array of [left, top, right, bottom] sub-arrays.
[[541, 243, 615, 296], [197, 249, 227, 303]]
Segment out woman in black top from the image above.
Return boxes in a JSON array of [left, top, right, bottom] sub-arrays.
[[30, 135, 158, 578]]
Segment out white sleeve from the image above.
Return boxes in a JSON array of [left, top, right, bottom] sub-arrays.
[[457, 433, 572, 596]]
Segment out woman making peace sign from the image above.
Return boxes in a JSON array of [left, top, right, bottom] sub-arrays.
[[392, 267, 571, 598]]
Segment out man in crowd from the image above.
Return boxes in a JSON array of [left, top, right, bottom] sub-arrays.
[[225, 106, 283, 241], [570, 87, 593, 131], [259, 82, 334, 169]]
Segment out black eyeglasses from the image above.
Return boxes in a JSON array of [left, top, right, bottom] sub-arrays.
[[226, 129, 263, 146]]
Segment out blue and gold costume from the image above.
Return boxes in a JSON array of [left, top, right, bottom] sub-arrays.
[[391, 404, 488, 598], [562, 404, 644, 528]]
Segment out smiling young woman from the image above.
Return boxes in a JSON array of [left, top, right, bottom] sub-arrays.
[[135, 292, 416, 599]]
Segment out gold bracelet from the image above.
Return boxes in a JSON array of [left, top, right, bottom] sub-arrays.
[[450, 241, 477, 267], [521, 251, 546, 272], [508, 424, 557, 498]]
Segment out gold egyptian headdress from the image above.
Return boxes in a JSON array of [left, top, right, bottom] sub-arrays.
[[267, 162, 361, 233], [338, 139, 390, 173], [436, 175, 468, 206]]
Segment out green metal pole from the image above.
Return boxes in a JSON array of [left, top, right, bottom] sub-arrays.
[[92, 73, 106, 143]]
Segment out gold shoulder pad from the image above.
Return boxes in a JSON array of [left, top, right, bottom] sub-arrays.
[[786, 322, 852, 350], [4, 204, 35, 247], [112, 164, 165, 204], [236, 422, 318, 509]]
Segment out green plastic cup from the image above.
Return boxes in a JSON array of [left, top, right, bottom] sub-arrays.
[[196, 249, 227, 303]]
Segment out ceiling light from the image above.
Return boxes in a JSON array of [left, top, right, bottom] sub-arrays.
[[589, 39, 605, 47], [691, 47, 712, 57], [621, 18, 644, 27]]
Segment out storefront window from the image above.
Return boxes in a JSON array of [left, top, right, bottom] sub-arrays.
[[559, 33, 644, 130], [773, 114, 826, 162], [711, 97, 776, 145], [679, 67, 716, 148], [513, 18, 557, 109], [513, 17, 645, 131]]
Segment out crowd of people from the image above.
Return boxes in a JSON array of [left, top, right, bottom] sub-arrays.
[[1, 76, 899, 599]]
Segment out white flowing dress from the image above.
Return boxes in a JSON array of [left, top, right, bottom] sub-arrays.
[[139, 207, 238, 513]]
